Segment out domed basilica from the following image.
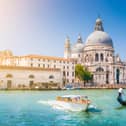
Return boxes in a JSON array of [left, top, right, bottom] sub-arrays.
[[64, 18, 126, 85]]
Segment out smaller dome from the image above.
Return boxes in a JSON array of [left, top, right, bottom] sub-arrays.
[[72, 43, 84, 53], [72, 35, 84, 53]]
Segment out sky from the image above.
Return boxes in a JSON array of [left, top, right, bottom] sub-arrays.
[[0, 0, 126, 60]]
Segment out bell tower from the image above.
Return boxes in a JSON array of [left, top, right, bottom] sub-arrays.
[[64, 36, 71, 59]]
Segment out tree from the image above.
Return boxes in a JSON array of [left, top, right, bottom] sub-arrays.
[[75, 64, 92, 86], [75, 64, 84, 81]]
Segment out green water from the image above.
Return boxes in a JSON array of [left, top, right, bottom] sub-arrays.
[[0, 89, 125, 126]]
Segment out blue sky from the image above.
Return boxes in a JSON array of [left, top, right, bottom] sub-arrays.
[[0, 0, 126, 60]]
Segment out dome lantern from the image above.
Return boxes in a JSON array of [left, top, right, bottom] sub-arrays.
[[94, 18, 104, 31], [77, 34, 83, 43]]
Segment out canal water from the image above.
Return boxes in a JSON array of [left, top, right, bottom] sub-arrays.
[[0, 89, 125, 126]]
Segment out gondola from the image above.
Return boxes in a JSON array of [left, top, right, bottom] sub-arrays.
[[117, 95, 126, 105]]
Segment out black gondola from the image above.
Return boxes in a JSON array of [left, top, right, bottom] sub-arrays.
[[117, 93, 126, 105]]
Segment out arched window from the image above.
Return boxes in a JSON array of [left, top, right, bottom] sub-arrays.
[[100, 53, 104, 61], [63, 71, 65, 76], [116, 69, 120, 84], [96, 67, 104, 72], [85, 55, 89, 62], [6, 74, 13, 78], [49, 75, 54, 79], [89, 55, 93, 63], [29, 75, 35, 79], [95, 53, 99, 62]]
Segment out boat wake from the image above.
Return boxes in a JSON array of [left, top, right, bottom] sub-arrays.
[[38, 100, 71, 111], [38, 100, 97, 112]]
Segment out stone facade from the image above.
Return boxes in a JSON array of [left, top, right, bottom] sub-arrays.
[[0, 66, 62, 89], [0, 52, 75, 89]]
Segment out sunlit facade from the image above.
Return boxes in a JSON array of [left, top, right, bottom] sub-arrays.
[[0, 52, 75, 89]]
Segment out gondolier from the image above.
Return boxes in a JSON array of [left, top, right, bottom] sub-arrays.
[[117, 87, 126, 105]]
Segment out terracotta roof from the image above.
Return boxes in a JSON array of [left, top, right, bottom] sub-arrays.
[[0, 54, 75, 62]]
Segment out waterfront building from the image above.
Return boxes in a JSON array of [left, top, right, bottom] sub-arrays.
[[0, 52, 75, 89], [0, 17, 125, 89]]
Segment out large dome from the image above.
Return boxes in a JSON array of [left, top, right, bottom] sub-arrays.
[[71, 35, 84, 53], [85, 17, 113, 48], [85, 31, 113, 48]]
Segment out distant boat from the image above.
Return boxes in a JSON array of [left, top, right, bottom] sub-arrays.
[[63, 84, 75, 90], [55, 95, 91, 111], [66, 87, 75, 90]]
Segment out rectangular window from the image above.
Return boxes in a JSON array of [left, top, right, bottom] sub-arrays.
[[29, 81, 34, 88], [72, 72, 74, 76], [67, 79, 69, 83], [67, 72, 69, 76], [72, 66, 74, 69], [63, 71, 65, 76], [72, 79, 74, 83], [31, 63, 33, 67], [43, 64, 45, 68]]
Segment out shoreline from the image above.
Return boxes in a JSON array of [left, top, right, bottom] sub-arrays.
[[0, 84, 126, 91], [0, 87, 125, 91]]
